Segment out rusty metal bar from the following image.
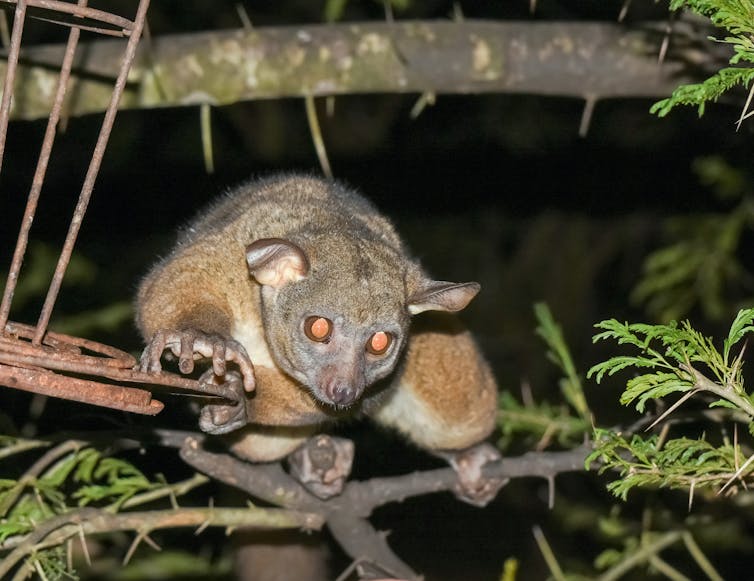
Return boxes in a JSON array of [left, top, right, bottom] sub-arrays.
[[0, 0, 240, 416], [0, 0, 25, 174], [33, 0, 151, 345], [1, 321, 247, 402], [21, 14, 130, 36], [1, 321, 136, 367], [0, 351, 240, 395], [0, 0, 134, 33], [0, 0, 85, 331], [0, 363, 164, 414]]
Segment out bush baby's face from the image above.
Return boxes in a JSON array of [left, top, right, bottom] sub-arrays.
[[246, 237, 480, 408], [247, 237, 409, 407]]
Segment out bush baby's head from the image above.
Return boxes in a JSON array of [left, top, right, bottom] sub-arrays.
[[246, 237, 480, 408]]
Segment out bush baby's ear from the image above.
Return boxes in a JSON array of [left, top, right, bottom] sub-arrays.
[[246, 238, 310, 288], [407, 281, 480, 315]]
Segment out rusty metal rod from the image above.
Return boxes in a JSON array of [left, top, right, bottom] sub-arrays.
[[1, 323, 244, 401], [33, 0, 151, 345], [0, 0, 25, 176], [0, 351, 240, 398], [22, 14, 130, 36], [0, 0, 85, 331], [0, 0, 133, 32], [3, 320, 135, 363], [0, 362, 163, 414]]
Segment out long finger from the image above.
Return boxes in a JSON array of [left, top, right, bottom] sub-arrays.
[[142, 330, 166, 373], [228, 348, 255, 392], [179, 333, 195, 374], [212, 340, 227, 377]]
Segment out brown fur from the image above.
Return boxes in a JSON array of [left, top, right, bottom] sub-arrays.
[[137, 174, 498, 461]]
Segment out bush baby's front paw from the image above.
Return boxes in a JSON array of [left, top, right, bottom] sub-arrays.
[[198, 370, 249, 435], [140, 328, 255, 392]]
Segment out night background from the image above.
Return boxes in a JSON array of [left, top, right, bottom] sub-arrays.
[[1, 1, 754, 579]]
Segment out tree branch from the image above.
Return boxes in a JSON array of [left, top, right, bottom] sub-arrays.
[[179, 436, 590, 580], [0, 504, 322, 577], [5, 19, 721, 121]]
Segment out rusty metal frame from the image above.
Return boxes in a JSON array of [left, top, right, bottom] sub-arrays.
[[0, 0, 239, 415]]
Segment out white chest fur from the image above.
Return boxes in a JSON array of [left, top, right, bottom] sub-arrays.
[[232, 319, 275, 369]]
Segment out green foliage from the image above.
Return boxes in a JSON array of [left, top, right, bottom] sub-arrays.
[[498, 303, 590, 449], [632, 158, 754, 322], [588, 309, 754, 499], [589, 308, 754, 418], [651, 0, 754, 119], [587, 430, 743, 500], [550, 499, 733, 580], [0, 439, 163, 579], [0, 443, 157, 543], [34, 547, 78, 581], [498, 391, 589, 449], [534, 303, 590, 422]]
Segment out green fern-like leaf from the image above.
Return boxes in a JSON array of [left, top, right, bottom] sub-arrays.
[[652, 68, 754, 117], [621, 372, 694, 412], [652, 0, 754, 118], [534, 303, 590, 420], [590, 430, 744, 500], [724, 307, 754, 362], [589, 310, 754, 420]]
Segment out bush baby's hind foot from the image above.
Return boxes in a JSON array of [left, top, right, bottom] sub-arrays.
[[444, 442, 507, 507], [287, 435, 355, 499]]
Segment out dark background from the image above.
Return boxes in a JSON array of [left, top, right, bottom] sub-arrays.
[[1, 1, 753, 579]]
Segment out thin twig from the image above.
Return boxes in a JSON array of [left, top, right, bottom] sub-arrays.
[[114, 473, 209, 511], [658, 10, 676, 67], [735, 82, 754, 131], [646, 388, 702, 432], [0, 438, 50, 460], [579, 94, 597, 137], [718, 451, 754, 494], [681, 531, 724, 581], [533, 525, 567, 581], [409, 91, 436, 119], [235, 3, 253, 30], [200, 103, 214, 174], [25, 439, 86, 479], [599, 531, 683, 581], [682, 364, 754, 419], [648, 555, 691, 581], [618, 0, 633, 23], [304, 95, 332, 178]]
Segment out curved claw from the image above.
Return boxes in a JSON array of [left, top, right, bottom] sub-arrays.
[[140, 328, 255, 392]]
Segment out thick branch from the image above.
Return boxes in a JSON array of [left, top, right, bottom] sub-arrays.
[[179, 436, 589, 580], [4, 19, 716, 121]]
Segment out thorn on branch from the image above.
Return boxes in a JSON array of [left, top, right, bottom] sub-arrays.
[[579, 95, 597, 138]]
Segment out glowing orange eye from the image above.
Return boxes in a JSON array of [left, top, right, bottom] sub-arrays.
[[367, 331, 392, 355], [304, 316, 332, 342]]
